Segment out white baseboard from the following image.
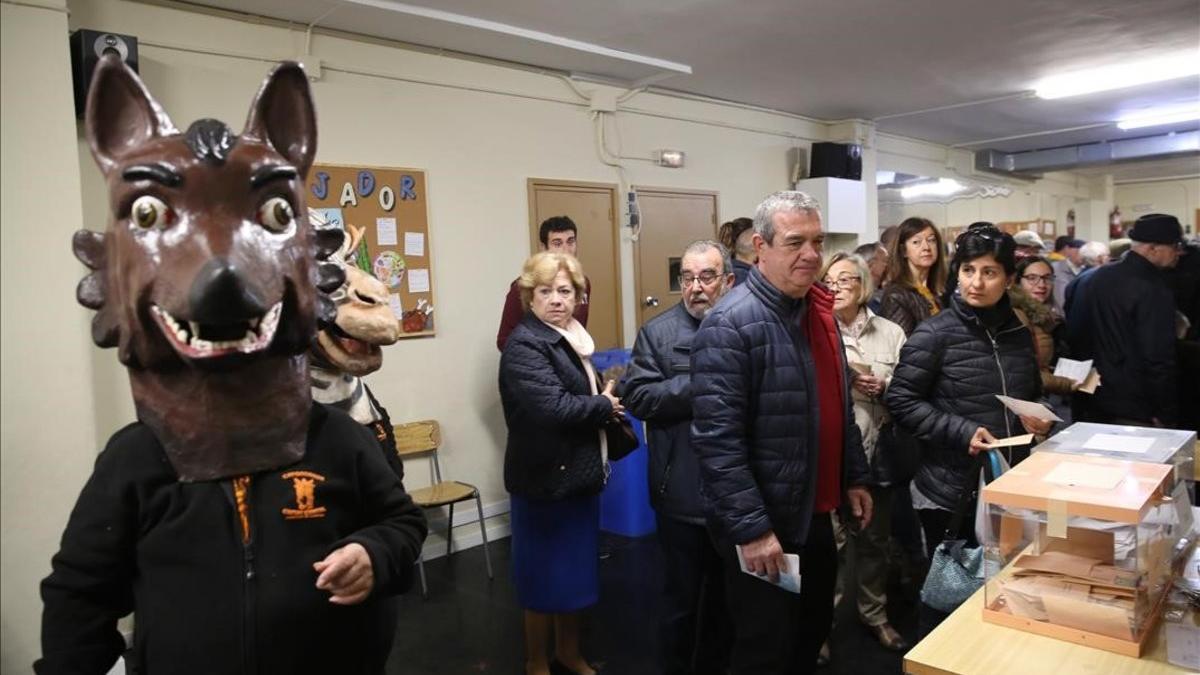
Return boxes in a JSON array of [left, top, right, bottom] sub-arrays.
[[419, 497, 510, 561]]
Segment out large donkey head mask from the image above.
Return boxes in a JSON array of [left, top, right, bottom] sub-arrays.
[[75, 55, 344, 481]]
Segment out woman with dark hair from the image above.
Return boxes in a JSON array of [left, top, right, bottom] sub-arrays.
[[885, 225, 1049, 557], [1010, 256, 1077, 398], [718, 217, 756, 286], [880, 217, 949, 336]]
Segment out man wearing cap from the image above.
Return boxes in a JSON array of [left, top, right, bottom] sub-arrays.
[[1051, 236, 1085, 316], [1012, 230, 1048, 261], [1065, 213, 1184, 426]]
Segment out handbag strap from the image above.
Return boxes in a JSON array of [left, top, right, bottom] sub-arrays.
[[942, 451, 989, 543]]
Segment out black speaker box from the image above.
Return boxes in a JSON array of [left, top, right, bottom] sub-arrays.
[[809, 142, 862, 181], [70, 30, 139, 118]]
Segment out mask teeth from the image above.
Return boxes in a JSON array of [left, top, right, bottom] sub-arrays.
[[153, 302, 282, 356]]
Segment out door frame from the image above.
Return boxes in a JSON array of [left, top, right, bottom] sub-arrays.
[[631, 185, 720, 327], [526, 177, 624, 345]]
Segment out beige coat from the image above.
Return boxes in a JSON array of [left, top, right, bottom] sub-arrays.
[[838, 309, 907, 463]]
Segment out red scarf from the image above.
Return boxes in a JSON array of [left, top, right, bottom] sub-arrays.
[[803, 285, 845, 514]]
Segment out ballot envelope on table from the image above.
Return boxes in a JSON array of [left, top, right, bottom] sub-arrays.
[[980, 451, 1176, 657]]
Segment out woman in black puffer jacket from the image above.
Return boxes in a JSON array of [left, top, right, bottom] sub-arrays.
[[885, 225, 1049, 557]]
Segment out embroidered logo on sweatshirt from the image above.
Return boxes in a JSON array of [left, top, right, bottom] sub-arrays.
[[281, 470, 327, 520]]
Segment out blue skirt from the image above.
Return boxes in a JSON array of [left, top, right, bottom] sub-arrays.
[[510, 492, 600, 613]]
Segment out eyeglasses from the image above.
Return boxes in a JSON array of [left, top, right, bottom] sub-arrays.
[[678, 270, 722, 287], [822, 274, 861, 289], [1020, 273, 1055, 285]]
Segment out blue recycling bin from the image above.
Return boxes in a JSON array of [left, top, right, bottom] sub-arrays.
[[592, 348, 656, 537]]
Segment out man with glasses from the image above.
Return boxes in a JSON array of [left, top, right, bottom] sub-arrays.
[[620, 240, 735, 675], [690, 192, 871, 674], [1066, 213, 1183, 426]]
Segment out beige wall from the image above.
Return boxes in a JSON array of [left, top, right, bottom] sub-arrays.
[[1115, 177, 1200, 234], [1, 0, 97, 670], [0, 0, 1104, 669]]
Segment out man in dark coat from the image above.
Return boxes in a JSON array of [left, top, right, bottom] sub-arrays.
[[690, 191, 872, 674], [1066, 213, 1183, 426], [621, 240, 735, 675]]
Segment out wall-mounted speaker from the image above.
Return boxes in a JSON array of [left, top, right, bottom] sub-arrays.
[[69, 30, 139, 118], [809, 142, 862, 181]]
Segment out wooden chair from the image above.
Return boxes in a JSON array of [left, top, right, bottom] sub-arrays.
[[393, 420, 493, 597]]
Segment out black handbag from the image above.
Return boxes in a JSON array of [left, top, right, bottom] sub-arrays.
[[604, 413, 639, 461]]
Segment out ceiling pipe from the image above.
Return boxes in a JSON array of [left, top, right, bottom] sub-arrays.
[[975, 130, 1199, 176]]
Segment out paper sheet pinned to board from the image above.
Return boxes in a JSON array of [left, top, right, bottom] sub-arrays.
[[1081, 432, 1155, 454], [1042, 461, 1125, 490], [995, 395, 1063, 422]]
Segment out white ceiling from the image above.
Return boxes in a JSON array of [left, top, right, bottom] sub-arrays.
[[187, 0, 1200, 178]]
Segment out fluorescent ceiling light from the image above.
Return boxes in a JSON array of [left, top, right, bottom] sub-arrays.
[[345, 0, 692, 74], [1117, 106, 1200, 130], [1034, 52, 1200, 99], [875, 170, 896, 185], [901, 179, 964, 199]]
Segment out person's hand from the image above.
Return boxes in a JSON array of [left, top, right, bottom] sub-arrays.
[[314, 542, 374, 605], [852, 373, 884, 398], [740, 530, 786, 583], [968, 426, 998, 455], [847, 486, 873, 530], [601, 380, 624, 416], [1018, 414, 1053, 438]]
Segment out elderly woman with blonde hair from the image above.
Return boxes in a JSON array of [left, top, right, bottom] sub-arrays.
[[820, 251, 910, 656], [499, 251, 622, 675]]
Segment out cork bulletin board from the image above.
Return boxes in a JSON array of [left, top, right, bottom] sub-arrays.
[[306, 163, 435, 338]]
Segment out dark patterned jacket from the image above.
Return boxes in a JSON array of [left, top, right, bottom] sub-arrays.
[[690, 267, 869, 548], [885, 293, 1041, 510], [620, 302, 703, 523], [880, 283, 936, 336], [499, 313, 612, 499]]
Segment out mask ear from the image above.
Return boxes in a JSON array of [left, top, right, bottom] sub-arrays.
[[85, 54, 177, 175], [243, 62, 317, 177]]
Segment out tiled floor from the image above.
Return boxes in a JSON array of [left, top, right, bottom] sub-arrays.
[[387, 533, 918, 674]]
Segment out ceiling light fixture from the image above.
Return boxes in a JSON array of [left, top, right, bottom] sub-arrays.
[[901, 178, 964, 200], [1034, 51, 1200, 99], [1117, 106, 1200, 130]]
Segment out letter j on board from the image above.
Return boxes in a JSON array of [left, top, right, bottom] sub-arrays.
[[311, 171, 330, 200]]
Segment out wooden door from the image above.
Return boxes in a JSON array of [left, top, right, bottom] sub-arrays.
[[634, 188, 719, 326], [528, 179, 623, 350]]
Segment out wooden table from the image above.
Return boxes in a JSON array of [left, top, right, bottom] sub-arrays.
[[903, 585, 1191, 674]]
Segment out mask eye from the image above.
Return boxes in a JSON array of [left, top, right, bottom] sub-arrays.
[[130, 195, 172, 229], [257, 197, 294, 232]]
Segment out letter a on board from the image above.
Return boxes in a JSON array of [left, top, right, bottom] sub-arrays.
[[339, 181, 358, 207]]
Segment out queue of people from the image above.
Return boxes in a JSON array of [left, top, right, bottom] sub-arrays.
[[497, 201, 1196, 675]]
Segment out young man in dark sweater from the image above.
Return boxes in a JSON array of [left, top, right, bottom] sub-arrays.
[[496, 216, 591, 350]]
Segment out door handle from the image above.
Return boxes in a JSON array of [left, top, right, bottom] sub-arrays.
[[644, 296, 660, 307]]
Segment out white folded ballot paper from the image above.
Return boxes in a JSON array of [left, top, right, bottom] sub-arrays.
[[736, 545, 803, 594], [995, 395, 1063, 423], [1052, 358, 1101, 394]]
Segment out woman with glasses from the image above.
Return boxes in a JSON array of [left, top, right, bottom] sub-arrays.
[[819, 252, 909, 655], [1010, 256, 1078, 399], [885, 226, 1047, 563], [880, 217, 948, 337]]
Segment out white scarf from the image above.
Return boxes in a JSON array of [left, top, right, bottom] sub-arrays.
[[545, 318, 609, 468]]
